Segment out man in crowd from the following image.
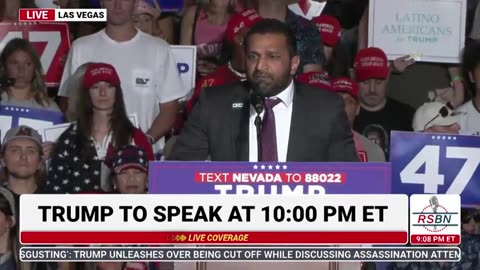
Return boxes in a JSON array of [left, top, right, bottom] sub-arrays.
[[256, 0, 325, 73], [0, 125, 45, 217], [353, 47, 415, 159], [169, 19, 357, 162], [457, 41, 480, 136], [185, 9, 262, 114], [331, 77, 385, 162], [59, 0, 187, 154]]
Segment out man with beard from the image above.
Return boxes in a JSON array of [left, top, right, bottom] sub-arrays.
[[169, 19, 357, 162], [353, 47, 415, 160]]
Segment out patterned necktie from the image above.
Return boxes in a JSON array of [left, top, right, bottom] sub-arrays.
[[261, 98, 282, 161]]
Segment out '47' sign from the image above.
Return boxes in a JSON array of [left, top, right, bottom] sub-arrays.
[[0, 22, 71, 87], [390, 131, 480, 206]]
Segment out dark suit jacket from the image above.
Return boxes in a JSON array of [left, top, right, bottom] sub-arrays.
[[169, 81, 359, 162]]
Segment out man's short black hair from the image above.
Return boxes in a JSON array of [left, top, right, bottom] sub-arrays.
[[244, 18, 298, 57]]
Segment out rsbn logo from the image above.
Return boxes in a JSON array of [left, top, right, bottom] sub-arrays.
[[412, 196, 459, 233]]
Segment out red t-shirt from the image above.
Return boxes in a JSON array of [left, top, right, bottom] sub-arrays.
[[186, 65, 243, 113]]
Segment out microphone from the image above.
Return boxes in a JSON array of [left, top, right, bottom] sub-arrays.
[[0, 77, 15, 87], [250, 92, 264, 162], [429, 196, 439, 213], [429, 196, 439, 230]]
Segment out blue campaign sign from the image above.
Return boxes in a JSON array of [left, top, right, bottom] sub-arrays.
[[390, 131, 480, 206], [149, 162, 392, 195], [0, 105, 65, 142]]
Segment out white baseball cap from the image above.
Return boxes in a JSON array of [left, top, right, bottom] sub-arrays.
[[412, 102, 460, 132]]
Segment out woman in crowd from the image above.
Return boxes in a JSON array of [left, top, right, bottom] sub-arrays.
[[133, 0, 161, 36], [46, 63, 154, 194], [0, 38, 61, 159], [0, 38, 59, 111], [180, 0, 237, 77]]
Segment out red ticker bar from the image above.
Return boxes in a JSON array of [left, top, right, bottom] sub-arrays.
[[21, 231, 408, 245]]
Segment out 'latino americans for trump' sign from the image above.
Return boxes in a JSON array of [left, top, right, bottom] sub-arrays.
[[368, 0, 466, 63], [149, 162, 392, 195]]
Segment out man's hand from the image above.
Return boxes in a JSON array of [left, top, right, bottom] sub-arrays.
[[391, 55, 415, 73]]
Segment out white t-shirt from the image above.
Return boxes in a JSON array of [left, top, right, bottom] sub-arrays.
[[456, 100, 480, 136], [59, 29, 187, 152]]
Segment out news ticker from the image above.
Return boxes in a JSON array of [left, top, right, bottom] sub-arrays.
[[18, 9, 106, 22], [19, 194, 461, 245], [20, 247, 461, 262]]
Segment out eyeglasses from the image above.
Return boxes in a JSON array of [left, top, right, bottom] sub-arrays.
[[423, 106, 450, 130]]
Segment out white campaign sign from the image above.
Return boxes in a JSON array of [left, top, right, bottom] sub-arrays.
[[368, 0, 466, 63], [170, 45, 196, 99]]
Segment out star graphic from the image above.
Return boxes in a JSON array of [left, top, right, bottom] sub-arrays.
[[275, 165, 280, 169], [73, 157, 79, 162], [253, 165, 258, 169], [94, 170, 99, 175], [268, 165, 273, 170], [58, 166, 64, 171], [73, 171, 80, 177], [62, 180, 69, 185], [282, 165, 288, 169], [84, 179, 91, 184], [83, 164, 89, 169], [74, 187, 81, 192], [54, 186, 60, 191], [139, 158, 144, 163], [260, 165, 265, 169], [93, 185, 100, 190], [64, 139, 70, 144], [63, 150, 69, 156]]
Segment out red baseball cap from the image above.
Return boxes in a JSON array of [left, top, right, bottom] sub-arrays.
[[354, 47, 390, 81], [297, 71, 332, 91], [83, 63, 121, 90], [225, 9, 262, 44], [332, 77, 359, 100], [311, 15, 341, 47]]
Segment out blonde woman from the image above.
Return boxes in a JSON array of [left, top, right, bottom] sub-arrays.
[[0, 38, 59, 111]]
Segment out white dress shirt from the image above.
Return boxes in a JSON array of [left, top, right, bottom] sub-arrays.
[[249, 80, 294, 162]]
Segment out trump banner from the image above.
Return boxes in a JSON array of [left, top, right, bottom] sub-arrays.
[[390, 131, 480, 206], [0, 105, 64, 142], [368, 0, 466, 63], [0, 22, 71, 87], [149, 162, 391, 195]]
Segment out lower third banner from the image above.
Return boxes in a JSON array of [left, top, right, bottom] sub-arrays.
[[148, 162, 391, 194]]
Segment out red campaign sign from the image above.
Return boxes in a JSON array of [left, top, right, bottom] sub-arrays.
[[0, 22, 71, 87]]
